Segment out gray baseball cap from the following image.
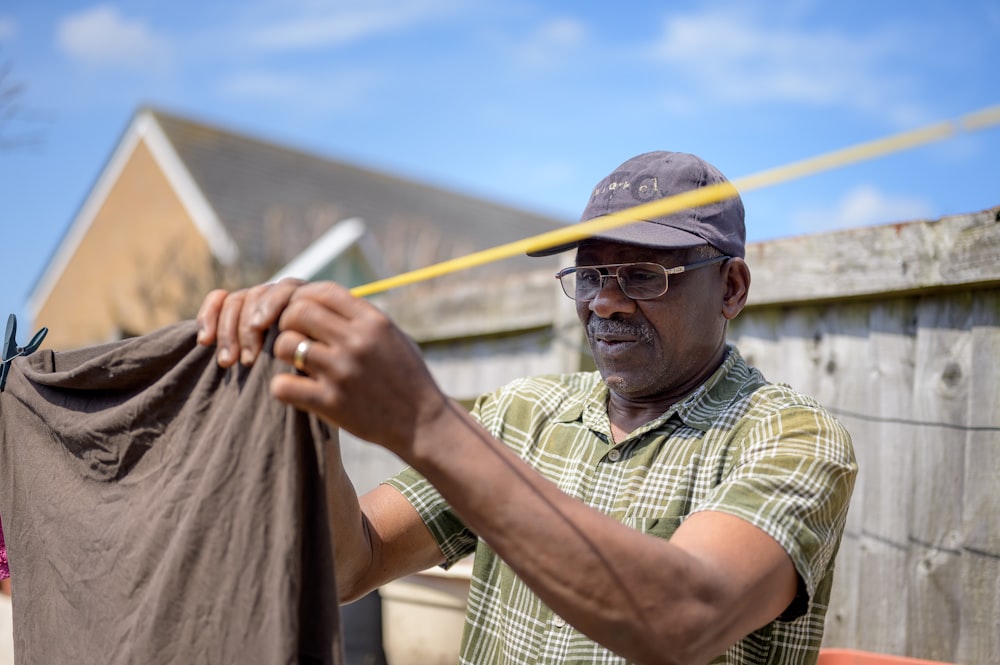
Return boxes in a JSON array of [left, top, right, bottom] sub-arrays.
[[529, 151, 745, 258]]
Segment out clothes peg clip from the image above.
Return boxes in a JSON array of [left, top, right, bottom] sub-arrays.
[[1, 314, 48, 392]]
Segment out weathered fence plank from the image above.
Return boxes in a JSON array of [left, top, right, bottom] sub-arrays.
[[744, 207, 1000, 306], [905, 296, 973, 660], [816, 303, 877, 648], [727, 206, 1000, 664], [957, 291, 1000, 663]]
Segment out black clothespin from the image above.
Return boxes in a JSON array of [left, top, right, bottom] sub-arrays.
[[1, 314, 48, 392]]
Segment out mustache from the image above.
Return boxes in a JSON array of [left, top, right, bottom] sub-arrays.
[[587, 318, 655, 344]]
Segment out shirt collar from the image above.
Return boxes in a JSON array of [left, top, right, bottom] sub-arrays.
[[551, 345, 755, 435], [671, 346, 751, 431]]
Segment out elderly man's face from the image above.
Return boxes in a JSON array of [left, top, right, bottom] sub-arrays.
[[574, 240, 729, 402]]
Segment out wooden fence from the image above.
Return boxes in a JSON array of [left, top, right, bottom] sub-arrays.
[[729, 206, 1000, 664]]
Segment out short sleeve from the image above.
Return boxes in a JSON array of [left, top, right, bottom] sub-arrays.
[[692, 393, 857, 615], [384, 467, 478, 568]]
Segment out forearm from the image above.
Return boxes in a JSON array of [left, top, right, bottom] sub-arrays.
[[320, 436, 374, 601], [401, 401, 737, 665], [321, 436, 447, 603]]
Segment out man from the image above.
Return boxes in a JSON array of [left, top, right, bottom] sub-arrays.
[[197, 151, 856, 665]]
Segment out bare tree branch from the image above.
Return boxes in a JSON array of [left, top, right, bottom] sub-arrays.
[[0, 55, 49, 151]]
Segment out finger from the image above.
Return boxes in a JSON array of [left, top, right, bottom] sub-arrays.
[[213, 289, 248, 367], [274, 329, 320, 374], [195, 289, 230, 346], [270, 372, 339, 427], [234, 283, 272, 366], [286, 281, 367, 322], [238, 278, 306, 366], [278, 282, 369, 346], [271, 333, 339, 420]]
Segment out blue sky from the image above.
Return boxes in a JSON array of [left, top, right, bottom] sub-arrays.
[[1, 0, 998, 331]]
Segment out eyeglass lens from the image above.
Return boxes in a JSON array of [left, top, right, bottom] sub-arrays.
[[565, 264, 667, 301]]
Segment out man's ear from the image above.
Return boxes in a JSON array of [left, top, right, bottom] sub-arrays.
[[721, 258, 750, 320]]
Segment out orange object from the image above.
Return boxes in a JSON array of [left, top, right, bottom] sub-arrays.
[[819, 648, 956, 665]]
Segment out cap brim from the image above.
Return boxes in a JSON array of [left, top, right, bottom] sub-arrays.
[[526, 220, 706, 257], [526, 240, 578, 257]]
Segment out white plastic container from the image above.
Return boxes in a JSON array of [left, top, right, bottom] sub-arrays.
[[0, 593, 13, 665], [379, 558, 472, 665]]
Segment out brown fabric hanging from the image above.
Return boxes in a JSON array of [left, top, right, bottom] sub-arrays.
[[0, 320, 342, 665]]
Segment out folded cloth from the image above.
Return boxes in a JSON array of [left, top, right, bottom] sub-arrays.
[[0, 321, 342, 665]]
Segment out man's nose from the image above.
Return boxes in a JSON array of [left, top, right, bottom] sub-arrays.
[[588, 275, 636, 318]]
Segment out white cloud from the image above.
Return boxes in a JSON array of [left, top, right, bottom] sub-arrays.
[[511, 17, 587, 68], [221, 72, 304, 98], [219, 69, 381, 112], [791, 184, 934, 233], [0, 16, 16, 40], [649, 8, 913, 118], [56, 5, 172, 71], [247, 0, 459, 50]]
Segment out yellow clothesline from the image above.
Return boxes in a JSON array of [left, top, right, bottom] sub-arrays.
[[350, 104, 1000, 299]]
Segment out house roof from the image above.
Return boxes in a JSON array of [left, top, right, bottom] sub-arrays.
[[30, 107, 569, 317], [151, 108, 568, 274]]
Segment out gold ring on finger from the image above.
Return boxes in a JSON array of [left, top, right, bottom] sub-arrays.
[[293, 339, 312, 373]]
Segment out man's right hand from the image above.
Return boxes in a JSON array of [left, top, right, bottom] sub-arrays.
[[196, 278, 304, 367]]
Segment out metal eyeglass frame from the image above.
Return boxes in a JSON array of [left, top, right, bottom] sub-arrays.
[[555, 255, 730, 301]]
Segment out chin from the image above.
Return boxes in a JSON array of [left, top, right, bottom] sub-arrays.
[[598, 360, 670, 399], [601, 373, 645, 398]]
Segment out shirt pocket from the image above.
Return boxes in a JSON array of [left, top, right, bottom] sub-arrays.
[[623, 515, 682, 541]]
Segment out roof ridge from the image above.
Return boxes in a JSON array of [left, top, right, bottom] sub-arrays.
[[146, 107, 552, 217], [142, 107, 566, 275]]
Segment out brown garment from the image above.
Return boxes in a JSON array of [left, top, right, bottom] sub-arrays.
[[0, 321, 342, 665]]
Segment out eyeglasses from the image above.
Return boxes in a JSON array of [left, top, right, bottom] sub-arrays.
[[555, 255, 730, 302]]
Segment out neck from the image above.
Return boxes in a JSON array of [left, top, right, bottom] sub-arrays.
[[605, 345, 729, 439], [606, 396, 674, 441]]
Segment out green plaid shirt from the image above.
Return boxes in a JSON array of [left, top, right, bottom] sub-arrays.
[[386, 346, 856, 664]]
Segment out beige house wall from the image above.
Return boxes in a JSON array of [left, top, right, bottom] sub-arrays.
[[35, 141, 215, 349]]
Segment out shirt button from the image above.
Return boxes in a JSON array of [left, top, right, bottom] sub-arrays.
[[607, 448, 621, 462], [552, 615, 567, 627]]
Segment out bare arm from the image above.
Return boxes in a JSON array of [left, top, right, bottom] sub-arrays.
[[377, 400, 794, 664], [332, 477, 446, 602], [270, 282, 798, 665]]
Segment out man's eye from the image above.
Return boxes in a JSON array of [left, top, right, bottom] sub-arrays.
[[577, 271, 601, 286], [627, 270, 659, 283]]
